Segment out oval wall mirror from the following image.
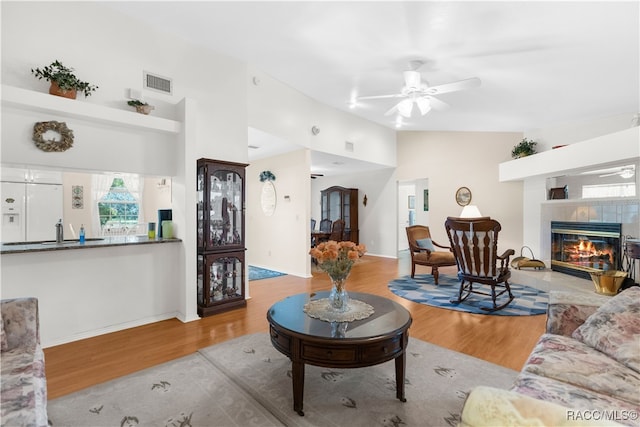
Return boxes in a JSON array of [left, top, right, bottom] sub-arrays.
[[261, 181, 277, 216]]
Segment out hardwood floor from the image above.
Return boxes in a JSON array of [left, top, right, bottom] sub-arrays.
[[43, 255, 545, 400]]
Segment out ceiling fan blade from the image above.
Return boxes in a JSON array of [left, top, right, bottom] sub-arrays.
[[599, 172, 620, 177], [356, 93, 405, 101], [427, 77, 481, 95], [384, 104, 399, 116], [427, 96, 450, 111]]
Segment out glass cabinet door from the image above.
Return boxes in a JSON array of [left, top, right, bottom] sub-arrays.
[[329, 191, 341, 221], [198, 253, 244, 306], [207, 169, 243, 249], [197, 166, 205, 248]]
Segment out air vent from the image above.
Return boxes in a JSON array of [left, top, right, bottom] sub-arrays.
[[143, 71, 172, 95]]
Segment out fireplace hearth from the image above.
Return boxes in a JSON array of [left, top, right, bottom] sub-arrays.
[[551, 221, 622, 280]]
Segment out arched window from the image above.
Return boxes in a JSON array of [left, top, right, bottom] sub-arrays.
[[93, 174, 143, 235]]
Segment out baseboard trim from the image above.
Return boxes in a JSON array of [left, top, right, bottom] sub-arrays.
[[42, 312, 179, 348]]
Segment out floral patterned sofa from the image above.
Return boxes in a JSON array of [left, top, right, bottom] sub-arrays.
[[1, 298, 48, 427], [460, 286, 640, 426]]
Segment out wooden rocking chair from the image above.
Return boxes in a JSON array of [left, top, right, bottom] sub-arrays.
[[444, 217, 516, 311]]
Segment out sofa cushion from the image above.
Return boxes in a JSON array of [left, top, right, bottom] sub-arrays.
[[0, 346, 47, 427], [1, 320, 7, 352], [572, 287, 640, 374], [546, 291, 609, 336], [522, 333, 640, 405], [511, 373, 640, 426]]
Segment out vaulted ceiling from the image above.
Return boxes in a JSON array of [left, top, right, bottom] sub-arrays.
[[109, 1, 638, 132], [109, 2, 639, 173]]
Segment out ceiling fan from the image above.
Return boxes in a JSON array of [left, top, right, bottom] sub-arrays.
[[355, 61, 481, 118], [599, 165, 635, 179]]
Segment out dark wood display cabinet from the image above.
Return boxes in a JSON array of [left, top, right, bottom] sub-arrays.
[[321, 186, 359, 243], [197, 158, 248, 317]]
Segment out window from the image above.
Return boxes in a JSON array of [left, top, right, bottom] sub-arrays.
[[98, 178, 139, 230], [582, 183, 636, 198]]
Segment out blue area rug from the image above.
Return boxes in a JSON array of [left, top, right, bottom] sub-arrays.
[[388, 274, 548, 316], [248, 265, 286, 281]]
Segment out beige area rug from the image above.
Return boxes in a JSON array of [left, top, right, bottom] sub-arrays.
[[47, 333, 518, 427]]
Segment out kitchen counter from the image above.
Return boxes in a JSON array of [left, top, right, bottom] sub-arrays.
[[0, 235, 181, 254]]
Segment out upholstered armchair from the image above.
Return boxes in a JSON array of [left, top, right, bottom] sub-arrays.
[[405, 225, 457, 285]]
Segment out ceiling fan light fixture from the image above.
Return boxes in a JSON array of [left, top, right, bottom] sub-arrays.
[[397, 99, 413, 117], [416, 97, 431, 115], [620, 169, 635, 179], [403, 71, 421, 90]]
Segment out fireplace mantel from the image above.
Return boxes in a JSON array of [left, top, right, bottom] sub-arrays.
[[499, 127, 639, 182]]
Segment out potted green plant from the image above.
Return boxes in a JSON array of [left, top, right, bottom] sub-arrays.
[[31, 60, 98, 99], [127, 99, 155, 115], [511, 138, 538, 159]]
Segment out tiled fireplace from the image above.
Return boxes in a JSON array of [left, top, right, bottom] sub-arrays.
[[551, 221, 622, 280]]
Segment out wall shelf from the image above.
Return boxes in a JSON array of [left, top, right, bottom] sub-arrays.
[[499, 127, 639, 182], [1, 84, 181, 134]]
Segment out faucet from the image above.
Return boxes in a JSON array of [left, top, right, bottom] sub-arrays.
[[55, 219, 63, 243]]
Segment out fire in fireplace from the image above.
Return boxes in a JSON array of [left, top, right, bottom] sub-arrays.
[[551, 221, 622, 280]]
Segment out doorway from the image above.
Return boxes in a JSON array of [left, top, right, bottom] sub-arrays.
[[397, 179, 429, 251]]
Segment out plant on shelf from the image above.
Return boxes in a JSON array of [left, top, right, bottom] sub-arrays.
[[127, 99, 154, 115], [511, 138, 538, 159], [31, 60, 98, 99]]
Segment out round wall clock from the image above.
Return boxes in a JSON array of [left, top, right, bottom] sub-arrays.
[[32, 121, 74, 152], [455, 187, 472, 206]]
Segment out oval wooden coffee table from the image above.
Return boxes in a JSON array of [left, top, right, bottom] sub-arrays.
[[266, 291, 412, 415]]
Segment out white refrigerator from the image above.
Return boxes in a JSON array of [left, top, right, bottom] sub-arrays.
[[1, 182, 64, 243]]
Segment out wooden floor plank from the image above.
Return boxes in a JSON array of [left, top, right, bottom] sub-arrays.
[[44, 255, 545, 399]]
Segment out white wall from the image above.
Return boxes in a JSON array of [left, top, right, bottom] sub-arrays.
[[526, 113, 638, 150], [248, 66, 397, 169], [397, 183, 414, 251], [396, 131, 524, 253], [1, 243, 180, 347], [1, 1, 247, 335], [1, 2, 400, 344], [246, 150, 312, 277], [247, 64, 398, 263]]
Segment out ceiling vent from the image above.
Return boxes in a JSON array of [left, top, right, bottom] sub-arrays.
[[144, 71, 172, 95]]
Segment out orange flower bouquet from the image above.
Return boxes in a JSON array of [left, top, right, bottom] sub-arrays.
[[309, 240, 367, 280], [309, 240, 366, 311]]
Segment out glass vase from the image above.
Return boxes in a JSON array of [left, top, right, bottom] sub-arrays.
[[328, 274, 350, 312]]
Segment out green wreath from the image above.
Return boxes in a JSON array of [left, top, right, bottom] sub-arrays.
[[32, 121, 74, 152]]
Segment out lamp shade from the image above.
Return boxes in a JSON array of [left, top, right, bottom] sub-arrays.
[[460, 205, 483, 218]]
